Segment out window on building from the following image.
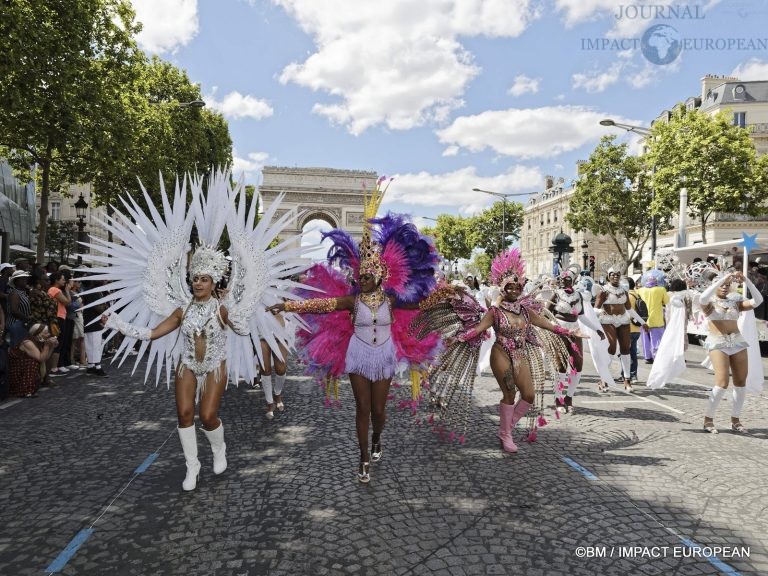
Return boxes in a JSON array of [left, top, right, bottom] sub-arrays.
[[733, 112, 746, 128], [553, 209, 558, 222], [546, 211, 550, 224], [51, 201, 60, 221]]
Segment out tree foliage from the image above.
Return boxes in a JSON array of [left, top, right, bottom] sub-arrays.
[[0, 1, 233, 258], [645, 106, 768, 242], [0, 0, 142, 262], [465, 251, 492, 280], [566, 135, 658, 268], [468, 200, 524, 256], [432, 215, 473, 263], [45, 220, 78, 264]]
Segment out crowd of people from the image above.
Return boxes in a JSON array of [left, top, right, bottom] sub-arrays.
[[1, 259, 109, 401]]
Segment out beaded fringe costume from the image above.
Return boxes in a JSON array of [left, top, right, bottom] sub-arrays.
[[291, 177, 440, 403], [414, 250, 573, 443]]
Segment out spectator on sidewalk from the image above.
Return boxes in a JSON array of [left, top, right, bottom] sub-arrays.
[[0, 302, 8, 401], [638, 269, 669, 365], [0, 262, 15, 309], [9, 322, 58, 398], [47, 270, 72, 375], [70, 277, 86, 369], [82, 279, 108, 377], [625, 277, 642, 381], [6, 270, 31, 347]]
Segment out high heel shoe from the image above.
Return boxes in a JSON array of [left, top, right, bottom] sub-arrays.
[[624, 379, 633, 393], [703, 420, 718, 434], [265, 403, 275, 420], [274, 394, 284, 412], [371, 441, 382, 462], [731, 422, 746, 433], [357, 460, 370, 483]]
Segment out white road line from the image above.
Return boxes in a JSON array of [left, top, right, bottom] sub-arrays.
[[0, 399, 22, 409], [580, 400, 647, 404], [625, 391, 686, 414]]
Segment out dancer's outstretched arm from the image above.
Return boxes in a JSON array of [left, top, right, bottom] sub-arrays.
[[101, 308, 182, 341]]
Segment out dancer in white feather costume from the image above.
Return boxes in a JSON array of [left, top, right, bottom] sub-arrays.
[[82, 169, 310, 490]]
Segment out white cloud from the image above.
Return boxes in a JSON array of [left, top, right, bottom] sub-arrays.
[[205, 89, 274, 120], [300, 219, 335, 261], [273, 0, 540, 134], [508, 75, 541, 96], [572, 62, 623, 93], [132, 0, 199, 54], [732, 58, 768, 81], [437, 106, 642, 160], [442, 145, 460, 157], [383, 165, 543, 214], [232, 151, 271, 183]]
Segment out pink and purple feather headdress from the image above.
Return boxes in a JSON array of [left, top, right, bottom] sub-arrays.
[[490, 248, 526, 289]]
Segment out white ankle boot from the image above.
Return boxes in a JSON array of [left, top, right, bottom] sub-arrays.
[[203, 421, 227, 475], [178, 425, 201, 491]]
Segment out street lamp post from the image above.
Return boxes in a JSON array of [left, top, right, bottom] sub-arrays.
[[74, 193, 89, 256], [581, 240, 589, 271], [472, 188, 529, 251], [599, 119, 657, 259]]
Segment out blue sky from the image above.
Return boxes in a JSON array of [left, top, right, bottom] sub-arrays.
[[131, 0, 768, 231]]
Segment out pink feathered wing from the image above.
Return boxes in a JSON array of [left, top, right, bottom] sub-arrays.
[[294, 264, 354, 379]]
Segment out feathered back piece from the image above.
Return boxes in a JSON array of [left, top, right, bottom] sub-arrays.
[[372, 212, 438, 304], [600, 252, 625, 276], [490, 248, 526, 289]]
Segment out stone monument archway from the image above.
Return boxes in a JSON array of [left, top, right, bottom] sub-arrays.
[[259, 167, 378, 248]]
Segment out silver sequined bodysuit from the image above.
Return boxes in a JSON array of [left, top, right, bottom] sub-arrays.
[[179, 298, 227, 383], [705, 296, 742, 321]]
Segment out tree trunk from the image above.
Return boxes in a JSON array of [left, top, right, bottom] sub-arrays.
[[700, 213, 708, 244], [35, 146, 52, 264]]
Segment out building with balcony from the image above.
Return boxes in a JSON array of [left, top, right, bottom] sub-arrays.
[[650, 74, 768, 255], [520, 176, 628, 278]]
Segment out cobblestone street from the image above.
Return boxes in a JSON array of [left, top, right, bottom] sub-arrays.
[[1, 345, 766, 576]]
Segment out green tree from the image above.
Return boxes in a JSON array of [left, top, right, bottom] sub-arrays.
[[566, 135, 659, 269], [646, 106, 768, 243], [468, 200, 524, 256], [81, 56, 233, 219], [45, 220, 78, 264], [432, 215, 473, 264], [0, 0, 142, 262], [465, 251, 492, 280]]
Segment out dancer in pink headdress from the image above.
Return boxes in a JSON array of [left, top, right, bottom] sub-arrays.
[[270, 178, 439, 483], [415, 248, 584, 453]]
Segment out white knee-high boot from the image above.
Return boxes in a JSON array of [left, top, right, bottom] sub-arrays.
[[620, 355, 631, 380], [202, 421, 227, 475], [262, 374, 274, 403], [705, 386, 727, 418], [567, 372, 581, 398], [274, 374, 286, 411], [731, 387, 746, 418], [177, 425, 201, 491]]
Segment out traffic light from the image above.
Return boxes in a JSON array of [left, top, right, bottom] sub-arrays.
[[589, 255, 595, 273]]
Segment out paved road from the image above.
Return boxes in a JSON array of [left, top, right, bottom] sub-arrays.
[[0, 344, 766, 576]]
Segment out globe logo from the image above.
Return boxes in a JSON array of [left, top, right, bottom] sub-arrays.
[[641, 24, 682, 65]]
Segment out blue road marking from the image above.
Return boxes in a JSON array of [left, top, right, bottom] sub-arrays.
[[46, 528, 94, 573], [134, 452, 159, 474], [679, 538, 743, 575], [561, 456, 598, 481]]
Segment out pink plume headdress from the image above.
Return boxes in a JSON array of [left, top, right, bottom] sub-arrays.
[[490, 248, 526, 289]]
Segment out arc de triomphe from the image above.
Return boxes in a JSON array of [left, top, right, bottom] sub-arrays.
[[259, 166, 378, 246]]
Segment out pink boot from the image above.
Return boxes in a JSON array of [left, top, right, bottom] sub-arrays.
[[497, 402, 518, 453], [511, 399, 532, 426]]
